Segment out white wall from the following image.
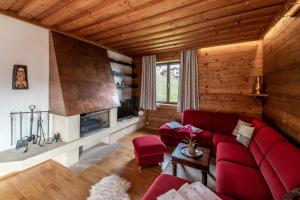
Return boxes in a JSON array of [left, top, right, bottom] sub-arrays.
[[0, 15, 49, 151]]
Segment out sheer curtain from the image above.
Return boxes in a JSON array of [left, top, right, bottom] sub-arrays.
[[140, 55, 157, 110], [177, 49, 199, 113]]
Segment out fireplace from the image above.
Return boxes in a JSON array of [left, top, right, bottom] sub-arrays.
[[80, 110, 109, 137]]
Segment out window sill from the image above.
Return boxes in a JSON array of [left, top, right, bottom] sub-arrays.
[[157, 103, 178, 109]]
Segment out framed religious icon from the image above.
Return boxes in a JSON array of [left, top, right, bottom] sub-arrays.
[[12, 65, 29, 89]]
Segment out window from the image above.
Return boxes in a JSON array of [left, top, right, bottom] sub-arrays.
[[156, 62, 180, 104]]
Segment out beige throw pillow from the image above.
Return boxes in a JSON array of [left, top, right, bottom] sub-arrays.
[[236, 124, 255, 148], [232, 119, 252, 136]]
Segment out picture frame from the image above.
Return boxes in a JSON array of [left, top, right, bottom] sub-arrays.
[[12, 65, 29, 89]]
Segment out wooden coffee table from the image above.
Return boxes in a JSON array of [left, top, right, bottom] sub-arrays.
[[171, 143, 210, 186]]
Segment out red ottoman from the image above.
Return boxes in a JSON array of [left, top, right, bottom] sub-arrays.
[[133, 135, 166, 169]]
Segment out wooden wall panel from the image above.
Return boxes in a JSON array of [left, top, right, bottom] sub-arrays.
[[156, 51, 180, 62], [145, 104, 182, 130], [134, 44, 263, 130], [198, 41, 263, 117], [262, 12, 300, 144]]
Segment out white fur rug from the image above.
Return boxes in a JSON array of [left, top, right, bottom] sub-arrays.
[[87, 175, 131, 200]]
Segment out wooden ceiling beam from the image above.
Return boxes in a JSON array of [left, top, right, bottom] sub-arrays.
[[0, 8, 119, 54], [110, 16, 272, 49], [0, 0, 287, 55], [18, 0, 61, 19], [73, 0, 202, 37], [87, 0, 283, 41], [123, 30, 261, 53], [127, 35, 260, 56], [117, 25, 266, 52], [56, 0, 156, 32], [40, 0, 108, 26], [8, 0, 31, 12], [100, 5, 281, 45], [34, 0, 73, 20], [0, 0, 17, 10]]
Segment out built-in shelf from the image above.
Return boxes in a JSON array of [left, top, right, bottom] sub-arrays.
[[116, 84, 138, 89], [109, 58, 135, 68], [243, 93, 269, 97], [112, 71, 137, 78]]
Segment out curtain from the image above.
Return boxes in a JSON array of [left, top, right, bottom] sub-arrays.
[[140, 55, 157, 110], [177, 49, 199, 113]]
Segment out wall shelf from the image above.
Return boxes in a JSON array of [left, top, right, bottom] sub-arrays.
[[112, 71, 137, 78], [243, 93, 269, 97], [116, 84, 138, 89], [109, 58, 135, 68], [243, 93, 269, 105]]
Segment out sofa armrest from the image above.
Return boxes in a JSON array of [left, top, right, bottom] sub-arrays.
[[141, 174, 189, 200]]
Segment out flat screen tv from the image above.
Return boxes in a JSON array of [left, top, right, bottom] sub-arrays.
[[117, 98, 137, 121]]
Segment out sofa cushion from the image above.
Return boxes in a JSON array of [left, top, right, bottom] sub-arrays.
[[213, 112, 240, 134], [141, 174, 189, 200], [232, 119, 252, 136], [236, 124, 255, 148], [132, 135, 166, 157], [159, 124, 178, 136], [259, 141, 300, 200], [159, 124, 183, 146], [249, 126, 285, 166], [182, 110, 214, 131], [240, 115, 254, 123], [197, 130, 214, 147], [217, 142, 257, 168], [252, 118, 268, 134], [213, 133, 239, 147], [216, 160, 272, 200]]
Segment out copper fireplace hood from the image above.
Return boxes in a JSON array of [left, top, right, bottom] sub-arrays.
[[49, 31, 120, 116]]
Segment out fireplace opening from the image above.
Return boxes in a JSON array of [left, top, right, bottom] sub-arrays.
[[80, 110, 109, 137]]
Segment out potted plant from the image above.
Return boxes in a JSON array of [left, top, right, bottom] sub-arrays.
[[183, 133, 198, 155]]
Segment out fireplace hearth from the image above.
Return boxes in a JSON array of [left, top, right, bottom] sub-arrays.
[[80, 110, 109, 137]]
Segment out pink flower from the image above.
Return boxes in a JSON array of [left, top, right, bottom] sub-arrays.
[[190, 133, 196, 138]]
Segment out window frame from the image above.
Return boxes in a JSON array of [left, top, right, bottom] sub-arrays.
[[156, 61, 180, 104]]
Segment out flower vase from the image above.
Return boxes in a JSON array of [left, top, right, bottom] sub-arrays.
[[188, 145, 196, 155]]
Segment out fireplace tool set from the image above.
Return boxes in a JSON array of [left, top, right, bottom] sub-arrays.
[[10, 105, 52, 153]]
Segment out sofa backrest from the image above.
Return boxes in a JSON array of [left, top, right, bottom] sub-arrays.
[[250, 119, 300, 200], [182, 110, 214, 131], [252, 118, 268, 134], [260, 141, 300, 200], [249, 125, 286, 166], [182, 110, 240, 134], [213, 112, 239, 134]]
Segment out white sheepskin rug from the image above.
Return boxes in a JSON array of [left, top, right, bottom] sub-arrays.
[[87, 174, 131, 200]]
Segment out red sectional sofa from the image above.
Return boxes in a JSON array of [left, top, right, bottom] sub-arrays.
[[142, 110, 300, 200], [160, 110, 253, 155]]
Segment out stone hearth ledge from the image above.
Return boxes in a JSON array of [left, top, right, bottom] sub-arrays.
[[0, 109, 144, 177]]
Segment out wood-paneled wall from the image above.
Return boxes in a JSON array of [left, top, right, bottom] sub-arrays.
[[134, 42, 263, 129], [262, 12, 300, 144], [198, 41, 263, 117]]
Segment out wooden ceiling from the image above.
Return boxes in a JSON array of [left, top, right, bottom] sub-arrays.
[[0, 0, 289, 56]]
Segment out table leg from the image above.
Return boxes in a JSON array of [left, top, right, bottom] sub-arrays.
[[202, 171, 208, 186], [172, 160, 177, 176]]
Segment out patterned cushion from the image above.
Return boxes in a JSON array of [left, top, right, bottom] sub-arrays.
[[232, 119, 252, 136], [236, 124, 255, 147]]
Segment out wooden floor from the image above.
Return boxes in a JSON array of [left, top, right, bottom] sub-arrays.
[[0, 129, 215, 200]]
